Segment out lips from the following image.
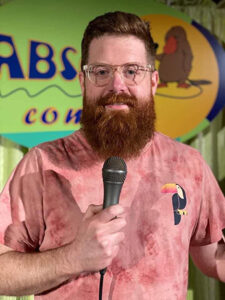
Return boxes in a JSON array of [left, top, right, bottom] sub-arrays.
[[96, 93, 136, 110], [105, 103, 129, 110]]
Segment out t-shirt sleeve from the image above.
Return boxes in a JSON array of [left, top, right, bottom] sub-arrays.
[[0, 147, 45, 252], [190, 154, 225, 246]]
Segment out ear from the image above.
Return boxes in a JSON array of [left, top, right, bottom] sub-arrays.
[[151, 70, 159, 96], [79, 71, 85, 96]]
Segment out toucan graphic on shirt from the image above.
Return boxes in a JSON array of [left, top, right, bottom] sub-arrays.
[[161, 183, 187, 225]]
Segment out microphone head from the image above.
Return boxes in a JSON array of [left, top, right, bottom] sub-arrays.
[[102, 157, 127, 184]]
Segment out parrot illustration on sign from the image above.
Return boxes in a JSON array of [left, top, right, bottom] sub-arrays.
[[156, 26, 193, 88]]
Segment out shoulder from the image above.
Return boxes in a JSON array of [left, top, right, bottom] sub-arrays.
[[34, 130, 91, 159], [152, 131, 201, 159], [36, 130, 82, 152], [32, 130, 96, 170], [150, 132, 208, 179]]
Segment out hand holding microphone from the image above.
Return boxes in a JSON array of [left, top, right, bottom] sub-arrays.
[[70, 157, 127, 276]]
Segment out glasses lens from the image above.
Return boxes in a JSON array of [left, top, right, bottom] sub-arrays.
[[89, 65, 111, 86], [122, 64, 145, 85]]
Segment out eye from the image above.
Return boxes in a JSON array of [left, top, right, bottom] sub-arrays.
[[127, 68, 136, 75], [93, 66, 110, 77], [124, 65, 139, 77]]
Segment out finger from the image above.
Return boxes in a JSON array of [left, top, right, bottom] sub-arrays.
[[120, 206, 129, 217], [97, 204, 125, 223], [112, 245, 120, 259], [110, 232, 125, 246], [98, 217, 127, 235], [100, 231, 125, 247], [83, 204, 103, 220]]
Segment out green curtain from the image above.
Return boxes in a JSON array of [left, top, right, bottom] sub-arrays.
[[0, 2, 224, 300], [0, 138, 29, 299], [0, 297, 33, 300], [167, 2, 225, 300]]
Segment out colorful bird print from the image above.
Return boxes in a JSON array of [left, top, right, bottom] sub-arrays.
[[161, 183, 187, 225]]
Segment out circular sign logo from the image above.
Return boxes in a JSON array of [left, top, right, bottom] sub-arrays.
[[143, 14, 225, 141]]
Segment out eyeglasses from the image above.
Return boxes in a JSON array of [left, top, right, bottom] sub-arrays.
[[83, 63, 154, 87]]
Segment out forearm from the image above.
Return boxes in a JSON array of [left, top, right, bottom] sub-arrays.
[[0, 204, 126, 296], [215, 242, 225, 282], [0, 243, 79, 296]]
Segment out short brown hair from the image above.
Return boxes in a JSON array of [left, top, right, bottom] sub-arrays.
[[81, 11, 156, 69]]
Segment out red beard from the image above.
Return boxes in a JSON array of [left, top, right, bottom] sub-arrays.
[[80, 93, 156, 160]]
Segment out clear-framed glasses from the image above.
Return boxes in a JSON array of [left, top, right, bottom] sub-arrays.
[[83, 63, 154, 87]]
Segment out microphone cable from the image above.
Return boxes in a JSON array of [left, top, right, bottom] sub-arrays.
[[99, 268, 106, 300]]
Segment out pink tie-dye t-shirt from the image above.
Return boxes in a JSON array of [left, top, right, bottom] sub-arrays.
[[0, 130, 225, 300]]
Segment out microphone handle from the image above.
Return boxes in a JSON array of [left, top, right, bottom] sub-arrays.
[[103, 181, 123, 208], [100, 181, 123, 275]]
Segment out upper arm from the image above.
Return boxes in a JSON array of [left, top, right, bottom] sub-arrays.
[[190, 243, 218, 279]]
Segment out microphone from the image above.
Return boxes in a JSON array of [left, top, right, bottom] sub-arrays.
[[102, 156, 127, 209], [100, 157, 127, 276]]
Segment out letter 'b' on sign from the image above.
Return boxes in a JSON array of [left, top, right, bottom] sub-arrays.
[[29, 41, 56, 79]]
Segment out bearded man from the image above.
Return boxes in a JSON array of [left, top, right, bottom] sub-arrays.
[[0, 11, 225, 300]]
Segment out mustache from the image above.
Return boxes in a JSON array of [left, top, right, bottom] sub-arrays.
[[96, 93, 137, 108]]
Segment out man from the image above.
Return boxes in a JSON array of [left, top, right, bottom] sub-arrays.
[[0, 11, 225, 300]]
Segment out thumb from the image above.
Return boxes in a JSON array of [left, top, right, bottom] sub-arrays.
[[83, 204, 103, 220]]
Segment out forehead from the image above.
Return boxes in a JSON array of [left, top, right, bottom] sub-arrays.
[[88, 35, 148, 65]]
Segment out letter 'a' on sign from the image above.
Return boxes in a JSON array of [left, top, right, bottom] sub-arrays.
[[0, 34, 25, 78]]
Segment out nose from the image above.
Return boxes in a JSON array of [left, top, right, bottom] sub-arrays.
[[108, 70, 128, 94]]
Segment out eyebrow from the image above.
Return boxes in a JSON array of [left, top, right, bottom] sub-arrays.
[[88, 62, 146, 66]]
